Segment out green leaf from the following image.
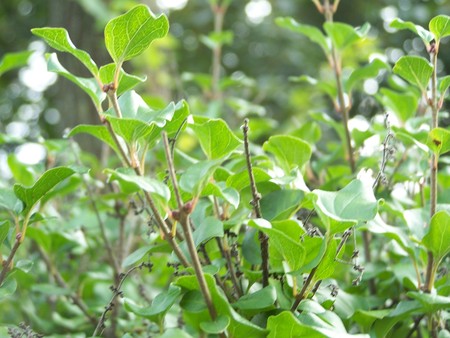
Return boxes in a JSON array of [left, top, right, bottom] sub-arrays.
[[345, 59, 390, 92], [192, 216, 224, 247], [226, 168, 271, 191], [13, 167, 80, 216], [46, 53, 104, 107], [323, 22, 369, 50], [0, 221, 10, 247], [275, 17, 329, 55], [267, 311, 326, 338], [99, 63, 146, 96], [190, 119, 242, 160], [429, 15, 450, 41], [233, 285, 277, 311], [422, 211, 450, 263], [390, 18, 433, 44], [259, 190, 304, 221], [393, 56, 433, 94], [309, 179, 378, 234], [0, 51, 32, 77], [263, 135, 312, 173], [124, 285, 181, 323], [407, 292, 450, 313], [377, 88, 418, 122], [122, 246, 152, 267], [426, 128, 450, 156], [438, 75, 450, 97], [7, 154, 35, 186], [249, 219, 305, 272], [179, 160, 222, 197], [105, 168, 170, 201], [200, 315, 230, 334], [68, 124, 120, 154], [31, 27, 99, 77], [159, 328, 194, 338], [0, 189, 23, 214], [0, 276, 17, 299], [200, 31, 234, 50], [104, 5, 169, 64], [175, 274, 267, 337]]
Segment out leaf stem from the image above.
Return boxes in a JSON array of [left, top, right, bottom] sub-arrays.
[[210, 3, 228, 99], [242, 119, 269, 287]]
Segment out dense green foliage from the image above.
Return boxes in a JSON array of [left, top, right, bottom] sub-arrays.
[[1, 1, 450, 337]]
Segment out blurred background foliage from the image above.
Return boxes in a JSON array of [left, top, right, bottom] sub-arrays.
[[1, 0, 450, 166]]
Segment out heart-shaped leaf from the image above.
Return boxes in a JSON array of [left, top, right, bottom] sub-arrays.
[[263, 135, 312, 173], [31, 27, 99, 77], [309, 179, 378, 234], [429, 15, 450, 41], [190, 119, 242, 160], [105, 5, 169, 65], [426, 127, 450, 156], [422, 211, 450, 263], [393, 56, 433, 94]]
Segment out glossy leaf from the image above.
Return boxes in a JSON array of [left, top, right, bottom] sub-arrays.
[[13, 166, 81, 216], [199, 315, 230, 334], [174, 274, 267, 337], [190, 119, 242, 160], [0, 51, 32, 77], [267, 311, 325, 338], [226, 168, 271, 191], [99, 63, 146, 96], [259, 189, 304, 221], [309, 179, 378, 234], [105, 168, 170, 201], [31, 27, 99, 76], [233, 285, 277, 311], [426, 128, 450, 156], [377, 88, 418, 122], [104, 5, 169, 64], [46, 53, 104, 107], [68, 124, 120, 154], [323, 22, 370, 50], [393, 56, 433, 94], [124, 285, 181, 323], [429, 15, 450, 41], [7, 154, 34, 186], [276, 17, 329, 55], [408, 292, 450, 313], [390, 18, 433, 44], [179, 160, 222, 197], [0, 188, 23, 215], [345, 58, 390, 92], [263, 135, 312, 172], [249, 219, 305, 272], [422, 211, 450, 262]]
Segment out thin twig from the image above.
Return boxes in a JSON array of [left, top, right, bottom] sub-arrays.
[[93, 263, 150, 336], [242, 119, 269, 287], [0, 233, 22, 286]]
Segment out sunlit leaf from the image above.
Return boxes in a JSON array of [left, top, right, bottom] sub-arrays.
[[393, 56, 433, 94], [99, 63, 146, 96], [390, 18, 433, 44], [104, 5, 169, 64], [0, 51, 32, 77], [422, 211, 450, 263], [323, 22, 370, 50], [46, 53, 104, 107], [429, 15, 450, 41], [31, 27, 99, 76], [345, 58, 390, 92], [263, 135, 312, 173], [276, 17, 329, 55], [426, 127, 450, 156]]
